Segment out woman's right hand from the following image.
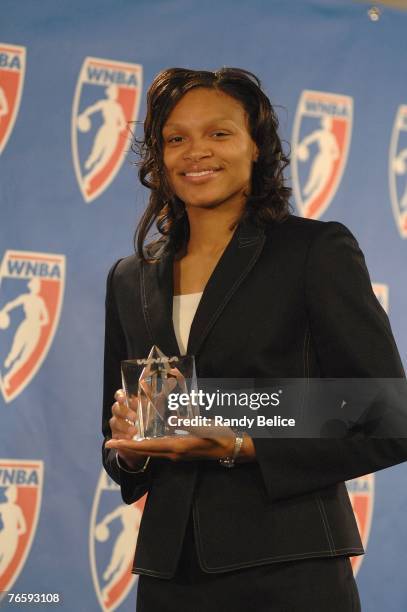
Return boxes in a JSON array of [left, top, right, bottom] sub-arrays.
[[108, 389, 149, 470]]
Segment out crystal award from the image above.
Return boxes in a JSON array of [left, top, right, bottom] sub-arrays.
[[121, 346, 199, 439]]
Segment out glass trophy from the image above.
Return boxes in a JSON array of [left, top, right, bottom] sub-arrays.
[[121, 345, 199, 439]]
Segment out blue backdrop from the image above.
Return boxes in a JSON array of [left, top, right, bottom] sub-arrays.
[[1, 1, 406, 610]]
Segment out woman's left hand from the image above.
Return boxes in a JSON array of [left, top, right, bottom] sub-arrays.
[[105, 423, 256, 463]]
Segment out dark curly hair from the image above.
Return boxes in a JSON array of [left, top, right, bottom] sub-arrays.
[[134, 67, 291, 259]]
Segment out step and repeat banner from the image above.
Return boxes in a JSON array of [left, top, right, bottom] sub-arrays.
[[1, 1, 406, 610]]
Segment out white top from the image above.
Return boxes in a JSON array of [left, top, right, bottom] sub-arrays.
[[172, 292, 203, 354]]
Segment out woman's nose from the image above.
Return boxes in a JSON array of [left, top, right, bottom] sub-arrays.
[[182, 140, 212, 161]]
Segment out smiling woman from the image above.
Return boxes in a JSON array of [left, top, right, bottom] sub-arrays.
[[162, 88, 258, 211], [102, 67, 407, 612]]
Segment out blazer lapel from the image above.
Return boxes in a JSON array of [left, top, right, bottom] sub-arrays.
[[140, 220, 266, 359], [140, 242, 181, 357], [187, 220, 266, 356]]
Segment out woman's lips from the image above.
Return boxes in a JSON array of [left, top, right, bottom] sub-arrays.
[[180, 169, 222, 183]]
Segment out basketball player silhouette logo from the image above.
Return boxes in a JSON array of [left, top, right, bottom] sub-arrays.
[[292, 90, 353, 220], [90, 469, 147, 611], [0, 43, 26, 156], [389, 105, 407, 238], [72, 57, 143, 203], [0, 460, 44, 595], [0, 250, 65, 403]]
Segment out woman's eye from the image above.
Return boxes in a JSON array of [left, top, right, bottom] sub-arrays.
[[212, 131, 229, 138], [167, 136, 184, 144]]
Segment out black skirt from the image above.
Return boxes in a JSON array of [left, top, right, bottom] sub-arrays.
[[136, 512, 361, 612]]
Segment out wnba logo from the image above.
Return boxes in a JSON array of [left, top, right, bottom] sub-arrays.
[[0, 43, 26, 156], [90, 469, 146, 611], [346, 474, 375, 576], [72, 56, 143, 203], [0, 460, 43, 594], [372, 283, 389, 314], [346, 284, 383, 576], [0, 250, 66, 403], [389, 105, 407, 238], [292, 90, 353, 219]]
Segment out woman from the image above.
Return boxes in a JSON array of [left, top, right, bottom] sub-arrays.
[[102, 68, 406, 611]]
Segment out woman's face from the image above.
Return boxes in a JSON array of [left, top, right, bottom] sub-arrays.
[[162, 88, 258, 211]]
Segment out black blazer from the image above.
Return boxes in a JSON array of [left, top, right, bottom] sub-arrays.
[[102, 214, 407, 578]]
